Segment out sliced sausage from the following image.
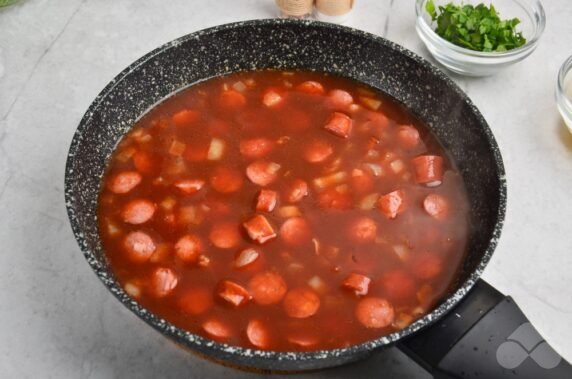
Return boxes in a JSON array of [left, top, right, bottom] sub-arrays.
[[262, 88, 284, 107], [202, 318, 232, 340], [413, 252, 443, 280], [285, 179, 308, 203], [121, 199, 156, 225], [209, 222, 241, 249], [283, 288, 320, 318], [217, 280, 251, 306], [303, 139, 333, 163], [173, 179, 205, 195], [123, 231, 156, 263], [246, 319, 271, 349], [243, 215, 277, 244], [348, 216, 377, 244], [317, 187, 352, 210], [239, 137, 275, 159], [296, 81, 325, 95], [248, 271, 287, 305], [423, 193, 449, 220], [355, 297, 395, 328], [234, 248, 260, 268], [107, 171, 142, 194], [210, 166, 244, 193], [151, 267, 178, 297], [172, 109, 200, 127], [174, 234, 203, 264], [397, 125, 420, 148], [412, 155, 444, 187], [323, 112, 352, 139], [328, 89, 354, 109], [219, 89, 246, 110], [256, 189, 278, 212], [342, 273, 371, 296], [178, 286, 213, 315], [380, 269, 416, 302], [287, 333, 319, 348], [377, 190, 406, 219], [279, 217, 312, 246], [246, 160, 281, 186]]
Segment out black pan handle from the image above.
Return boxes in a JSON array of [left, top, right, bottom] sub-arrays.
[[397, 279, 571, 378]]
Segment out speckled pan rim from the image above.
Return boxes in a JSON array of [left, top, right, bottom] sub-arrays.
[[64, 18, 507, 365]]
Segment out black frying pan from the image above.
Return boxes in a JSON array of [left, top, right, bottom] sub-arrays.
[[64, 19, 570, 377]]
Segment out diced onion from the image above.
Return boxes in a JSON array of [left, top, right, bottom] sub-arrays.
[[393, 313, 414, 329], [124, 282, 141, 298], [313, 171, 348, 190], [312, 238, 320, 255], [232, 81, 247, 92], [169, 140, 186, 156], [178, 205, 204, 225], [393, 244, 409, 261], [358, 193, 380, 210], [366, 149, 380, 159], [106, 220, 122, 238], [235, 248, 259, 268], [363, 163, 383, 177], [335, 184, 349, 194], [390, 159, 405, 174], [277, 206, 301, 218], [308, 276, 327, 294], [360, 96, 382, 110], [160, 196, 177, 211], [116, 146, 136, 162], [266, 162, 281, 174], [287, 262, 305, 274], [198, 255, 211, 268], [207, 138, 225, 160], [244, 78, 256, 87], [283, 81, 293, 88]]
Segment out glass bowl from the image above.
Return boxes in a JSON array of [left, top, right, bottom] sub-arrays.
[[415, 0, 545, 76], [556, 55, 572, 133]]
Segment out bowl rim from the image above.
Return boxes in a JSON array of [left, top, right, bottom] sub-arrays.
[[556, 54, 572, 114], [415, 0, 546, 59], [64, 18, 507, 367]]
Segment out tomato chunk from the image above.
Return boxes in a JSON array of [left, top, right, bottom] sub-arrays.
[[397, 125, 420, 148], [174, 234, 203, 264], [348, 216, 377, 243], [178, 287, 213, 315], [172, 109, 200, 127], [342, 273, 371, 296], [239, 137, 275, 159], [202, 318, 232, 339], [246, 319, 271, 349], [285, 179, 308, 203], [328, 89, 354, 109], [217, 280, 251, 306], [423, 193, 449, 220], [107, 171, 142, 194], [246, 160, 281, 186], [122, 231, 156, 263], [248, 271, 287, 305], [323, 112, 352, 139], [296, 81, 325, 95], [377, 190, 406, 219], [256, 189, 278, 212], [209, 222, 241, 249], [279, 217, 312, 246], [303, 139, 333, 163], [412, 155, 444, 187], [210, 166, 243, 193], [243, 215, 277, 244], [151, 267, 178, 297], [173, 179, 205, 195], [380, 269, 416, 302], [121, 199, 156, 225], [355, 297, 395, 328], [283, 288, 321, 318]]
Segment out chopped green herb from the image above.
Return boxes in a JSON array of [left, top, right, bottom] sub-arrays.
[[425, 0, 526, 52]]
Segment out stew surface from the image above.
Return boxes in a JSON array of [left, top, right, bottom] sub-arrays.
[[98, 70, 470, 351]]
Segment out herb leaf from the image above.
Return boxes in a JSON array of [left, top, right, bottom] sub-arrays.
[[425, 1, 527, 52]]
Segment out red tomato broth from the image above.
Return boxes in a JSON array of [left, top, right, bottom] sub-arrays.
[[98, 70, 470, 351]]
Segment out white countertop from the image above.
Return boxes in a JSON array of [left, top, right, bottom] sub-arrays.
[[1, 0, 571, 377]]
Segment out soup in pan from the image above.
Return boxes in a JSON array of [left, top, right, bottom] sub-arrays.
[[98, 71, 470, 351]]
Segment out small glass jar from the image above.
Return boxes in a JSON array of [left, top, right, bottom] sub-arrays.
[[315, 0, 354, 24], [556, 54, 572, 133], [275, 0, 314, 19]]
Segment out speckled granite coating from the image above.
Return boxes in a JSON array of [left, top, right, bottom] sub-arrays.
[[64, 19, 506, 371]]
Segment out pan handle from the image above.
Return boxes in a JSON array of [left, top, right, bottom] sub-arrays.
[[397, 279, 571, 378]]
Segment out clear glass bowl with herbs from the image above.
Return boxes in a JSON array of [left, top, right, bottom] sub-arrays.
[[415, 0, 545, 76], [556, 54, 572, 133]]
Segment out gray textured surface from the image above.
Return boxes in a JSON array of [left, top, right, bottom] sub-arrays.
[[1, 0, 571, 378]]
